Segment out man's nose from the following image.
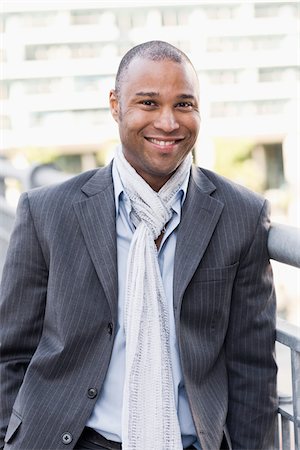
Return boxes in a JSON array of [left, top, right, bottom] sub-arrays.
[[153, 108, 179, 132]]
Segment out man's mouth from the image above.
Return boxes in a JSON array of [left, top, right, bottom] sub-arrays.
[[146, 137, 182, 147]]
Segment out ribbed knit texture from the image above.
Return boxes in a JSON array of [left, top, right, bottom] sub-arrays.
[[114, 146, 191, 450]]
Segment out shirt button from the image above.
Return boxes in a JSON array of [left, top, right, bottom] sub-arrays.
[[62, 432, 73, 445], [107, 322, 113, 335], [87, 387, 98, 399]]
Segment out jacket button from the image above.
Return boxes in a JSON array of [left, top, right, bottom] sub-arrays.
[[62, 432, 73, 445], [87, 387, 98, 399]]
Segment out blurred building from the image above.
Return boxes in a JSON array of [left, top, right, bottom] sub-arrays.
[[0, 1, 299, 322], [0, 1, 299, 189]]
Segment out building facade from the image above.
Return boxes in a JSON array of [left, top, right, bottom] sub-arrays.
[[0, 1, 299, 189], [0, 0, 299, 322]]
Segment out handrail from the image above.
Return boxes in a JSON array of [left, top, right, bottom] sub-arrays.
[[270, 225, 300, 450], [277, 318, 300, 352], [0, 160, 71, 191], [276, 318, 300, 450], [268, 223, 300, 268]]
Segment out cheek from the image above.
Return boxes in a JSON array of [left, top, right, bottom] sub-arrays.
[[187, 115, 201, 132], [186, 123, 200, 146], [120, 108, 145, 126], [129, 108, 160, 133]]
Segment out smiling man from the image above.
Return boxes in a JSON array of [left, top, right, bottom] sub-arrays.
[[0, 41, 277, 450], [109, 54, 200, 192]]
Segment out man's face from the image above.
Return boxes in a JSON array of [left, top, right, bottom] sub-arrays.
[[110, 57, 201, 191]]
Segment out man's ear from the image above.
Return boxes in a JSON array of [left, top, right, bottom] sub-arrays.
[[109, 89, 120, 123]]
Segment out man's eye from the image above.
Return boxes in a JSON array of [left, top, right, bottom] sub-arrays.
[[177, 102, 193, 108], [141, 100, 155, 106]]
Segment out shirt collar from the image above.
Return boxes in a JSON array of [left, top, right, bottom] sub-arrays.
[[112, 158, 191, 216]]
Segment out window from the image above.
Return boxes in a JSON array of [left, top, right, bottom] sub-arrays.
[[31, 109, 110, 128], [204, 5, 238, 20], [0, 15, 5, 33], [207, 36, 282, 53], [0, 48, 7, 63], [177, 9, 190, 26], [256, 100, 287, 115], [70, 10, 116, 28], [71, 9, 102, 25], [131, 10, 147, 27], [0, 115, 11, 129], [20, 12, 57, 27], [208, 70, 240, 84], [210, 100, 287, 118], [0, 82, 9, 100], [262, 143, 285, 189], [211, 102, 239, 117], [22, 79, 62, 95], [74, 76, 100, 92], [162, 9, 178, 26], [146, 10, 162, 27], [26, 45, 70, 61], [254, 2, 299, 18], [116, 10, 132, 31], [255, 3, 281, 18], [259, 67, 299, 82], [25, 43, 114, 61], [252, 36, 283, 51]]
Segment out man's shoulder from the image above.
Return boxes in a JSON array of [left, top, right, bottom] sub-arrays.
[[26, 164, 113, 206]]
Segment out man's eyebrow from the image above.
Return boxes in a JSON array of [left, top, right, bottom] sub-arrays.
[[134, 92, 197, 100], [135, 91, 159, 97], [177, 94, 197, 100]]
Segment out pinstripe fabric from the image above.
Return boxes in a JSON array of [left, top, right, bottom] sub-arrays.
[[175, 167, 277, 449], [0, 163, 277, 450]]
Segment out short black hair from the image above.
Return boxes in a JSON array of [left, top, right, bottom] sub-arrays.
[[115, 40, 196, 94]]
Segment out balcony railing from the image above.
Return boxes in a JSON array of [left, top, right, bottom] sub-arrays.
[[268, 224, 300, 450], [276, 318, 300, 449], [0, 162, 299, 449]]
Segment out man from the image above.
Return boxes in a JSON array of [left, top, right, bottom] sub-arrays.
[[0, 41, 277, 450]]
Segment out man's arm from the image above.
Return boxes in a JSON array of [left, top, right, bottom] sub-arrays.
[[0, 193, 48, 447], [225, 199, 278, 449]]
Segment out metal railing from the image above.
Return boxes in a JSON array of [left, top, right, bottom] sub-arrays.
[[0, 161, 71, 273], [268, 224, 300, 450], [0, 162, 299, 449], [0, 197, 15, 275], [276, 319, 300, 449]]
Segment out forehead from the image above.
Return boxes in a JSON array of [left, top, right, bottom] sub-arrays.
[[120, 57, 199, 98]]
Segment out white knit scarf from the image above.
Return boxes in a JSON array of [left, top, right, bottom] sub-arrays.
[[114, 146, 192, 450]]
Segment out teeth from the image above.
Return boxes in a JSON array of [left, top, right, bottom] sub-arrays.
[[150, 138, 176, 146]]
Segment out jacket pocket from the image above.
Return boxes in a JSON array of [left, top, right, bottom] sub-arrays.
[[183, 262, 239, 335], [4, 410, 22, 443], [192, 261, 239, 283]]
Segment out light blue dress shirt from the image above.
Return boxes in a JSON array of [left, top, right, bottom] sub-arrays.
[[87, 160, 201, 450]]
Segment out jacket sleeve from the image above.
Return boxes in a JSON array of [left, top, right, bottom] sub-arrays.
[[225, 199, 278, 449], [0, 193, 48, 447]]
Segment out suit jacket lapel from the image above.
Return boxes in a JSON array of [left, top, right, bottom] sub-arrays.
[[174, 166, 224, 312], [73, 164, 118, 320]]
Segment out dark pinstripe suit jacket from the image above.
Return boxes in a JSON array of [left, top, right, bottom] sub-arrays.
[[0, 163, 277, 450]]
